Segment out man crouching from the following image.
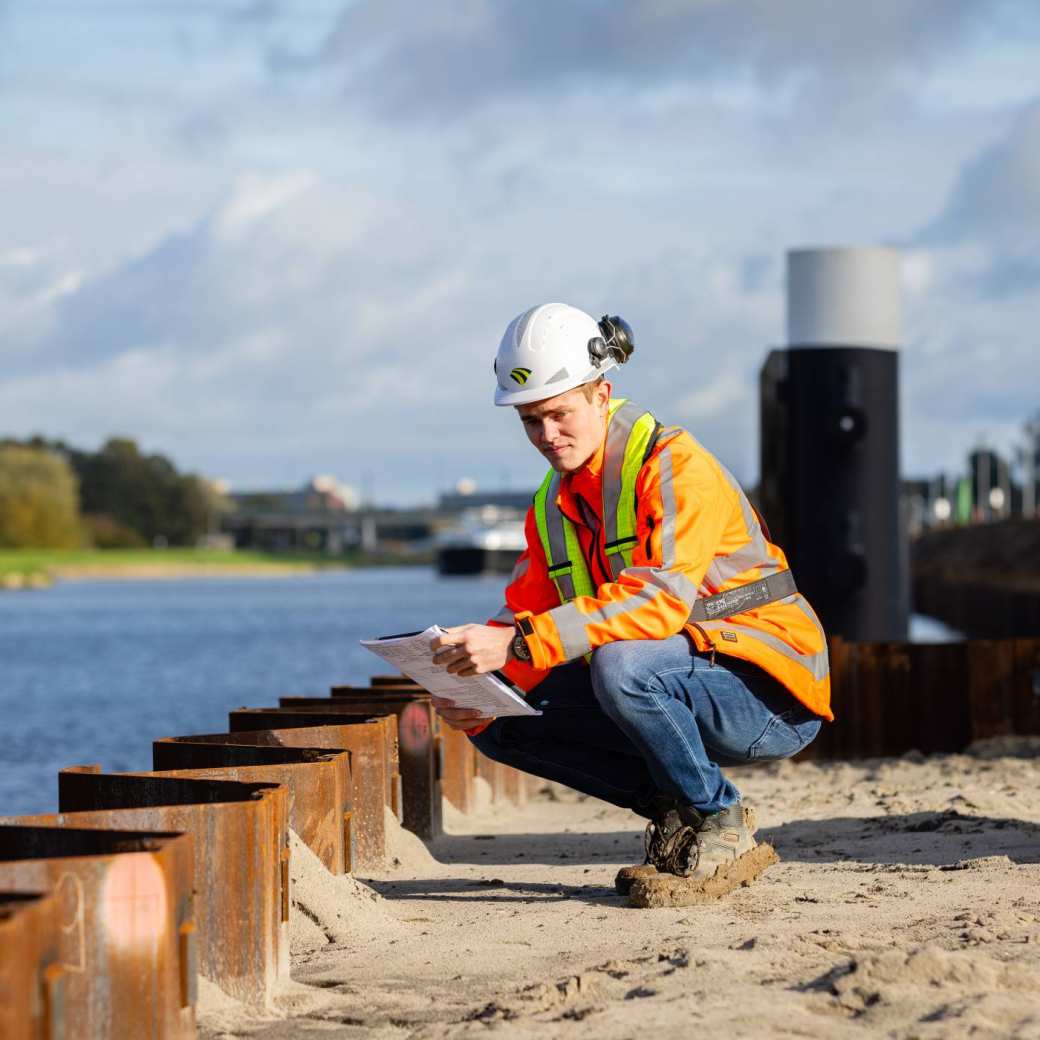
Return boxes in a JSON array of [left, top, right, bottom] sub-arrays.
[[430, 302, 830, 905]]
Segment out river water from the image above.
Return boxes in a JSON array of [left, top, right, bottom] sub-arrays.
[[0, 568, 507, 816], [0, 568, 960, 817]]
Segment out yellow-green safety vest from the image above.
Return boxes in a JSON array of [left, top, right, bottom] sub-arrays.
[[533, 399, 660, 605]]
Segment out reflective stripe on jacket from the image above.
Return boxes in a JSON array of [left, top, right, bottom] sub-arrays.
[[534, 399, 659, 600], [490, 399, 833, 720]]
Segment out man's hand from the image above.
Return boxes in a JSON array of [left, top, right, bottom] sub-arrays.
[[430, 623, 514, 677], [430, 696, 491, 732]]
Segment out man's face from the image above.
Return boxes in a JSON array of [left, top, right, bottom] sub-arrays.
[[516, 381, 611, 473]]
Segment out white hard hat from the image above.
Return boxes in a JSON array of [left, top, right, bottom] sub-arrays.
[[493, 302, 631, 406]]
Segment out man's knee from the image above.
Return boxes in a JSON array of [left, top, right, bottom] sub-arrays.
[[589, 641, 645, 711]]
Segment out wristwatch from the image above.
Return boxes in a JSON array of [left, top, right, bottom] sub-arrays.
[[511, 626, 532, 662]]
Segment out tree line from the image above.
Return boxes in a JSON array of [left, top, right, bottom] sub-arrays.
[[0, 437, 227, 550]]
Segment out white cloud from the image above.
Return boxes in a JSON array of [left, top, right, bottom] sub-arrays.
[[0, 0, 1038, 501], [890, 100, 1040, 473], [213, 170, 318, 240], [901, 251, 935, 297], [922, 101, 1040, 246], [675, 373, 750, 425], [0, 246, 43, 269], [270, 0, 1016, 120]]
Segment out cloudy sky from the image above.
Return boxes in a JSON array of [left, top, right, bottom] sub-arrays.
[[1, 1, 1038, 503]]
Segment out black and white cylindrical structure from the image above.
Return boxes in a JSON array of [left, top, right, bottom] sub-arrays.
[[760, 247, 909, 642]]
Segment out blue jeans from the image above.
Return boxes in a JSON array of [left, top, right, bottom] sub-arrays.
[[470, 635, 821, 814]]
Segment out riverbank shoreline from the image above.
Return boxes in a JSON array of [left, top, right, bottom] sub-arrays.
[[0, 549, 433, 588], [54, 562, 329, 581], [0, 549, 347, 589]]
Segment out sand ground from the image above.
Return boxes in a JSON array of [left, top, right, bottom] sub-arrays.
[[200, 739, 1040, 1039]]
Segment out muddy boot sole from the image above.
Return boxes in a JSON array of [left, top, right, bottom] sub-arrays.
[[627, 843, 779, 908], [614, 864, 658, 895]]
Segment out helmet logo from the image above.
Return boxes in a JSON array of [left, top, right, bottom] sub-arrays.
[[510, 367, 532, 385]]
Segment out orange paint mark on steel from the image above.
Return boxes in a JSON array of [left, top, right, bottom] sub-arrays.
[[0, 826, 195, 1039], [101, 852, 170, 953]]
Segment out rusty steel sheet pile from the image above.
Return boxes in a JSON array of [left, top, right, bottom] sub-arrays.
[[0, 892, 62, 1040], [229, 709, 399, 815], [331, 675, 527, 809], [360, 683, 480, 815], [474, 754, 530, 807], [287, 689, 443, 840], [804, 636, 1040, 759], [0, 668, 522, 1034], [152, 739, 353, 874], [8, 767, 291, 1009], [342, 679, 515, 812], [229, 708, 401, 822], [437, 724, 478, 813], [331, 678, 516, 812], [0, 826, 196, 1039], [330, 685, 451, 833], [260, 710, 405, 823], [225, 713, 392, 870], [500, 761, 530, 807]]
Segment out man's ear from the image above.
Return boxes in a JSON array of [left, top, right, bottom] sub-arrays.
[[597, 380, 612, 408]]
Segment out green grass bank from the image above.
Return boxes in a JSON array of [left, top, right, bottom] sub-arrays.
[[0, 547, 351, 587]]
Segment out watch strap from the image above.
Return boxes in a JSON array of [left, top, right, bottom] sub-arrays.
[[511, 627, 532, 662]]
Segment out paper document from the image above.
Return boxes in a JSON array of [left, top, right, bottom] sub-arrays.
[[360, 626, 541, 718]]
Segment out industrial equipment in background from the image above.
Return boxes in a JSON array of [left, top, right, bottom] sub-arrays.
[[760, 247, 909, 642], [435, 504, 526, 575]]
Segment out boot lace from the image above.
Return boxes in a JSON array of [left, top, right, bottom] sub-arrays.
[[660, 826, 699, 876], [645, 818, 698, 873], [644, 818, 678, 863], [643, 819, 663, 864]]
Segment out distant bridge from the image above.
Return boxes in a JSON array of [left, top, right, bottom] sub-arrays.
[[222, 508, 454, 555]]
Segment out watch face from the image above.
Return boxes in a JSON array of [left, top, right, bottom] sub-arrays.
[[513, 633, 530, 661]]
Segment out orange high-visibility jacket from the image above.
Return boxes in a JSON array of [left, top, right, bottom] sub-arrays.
[[490, 405, 833, 720]]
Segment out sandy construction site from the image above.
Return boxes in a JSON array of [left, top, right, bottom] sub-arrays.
[[199, 738, 1040, 1039]]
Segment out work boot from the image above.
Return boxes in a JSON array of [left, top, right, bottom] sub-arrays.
[[658, 802, 758, 880], [614, 795, 680, 896], [627, 802, 776, 908]]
